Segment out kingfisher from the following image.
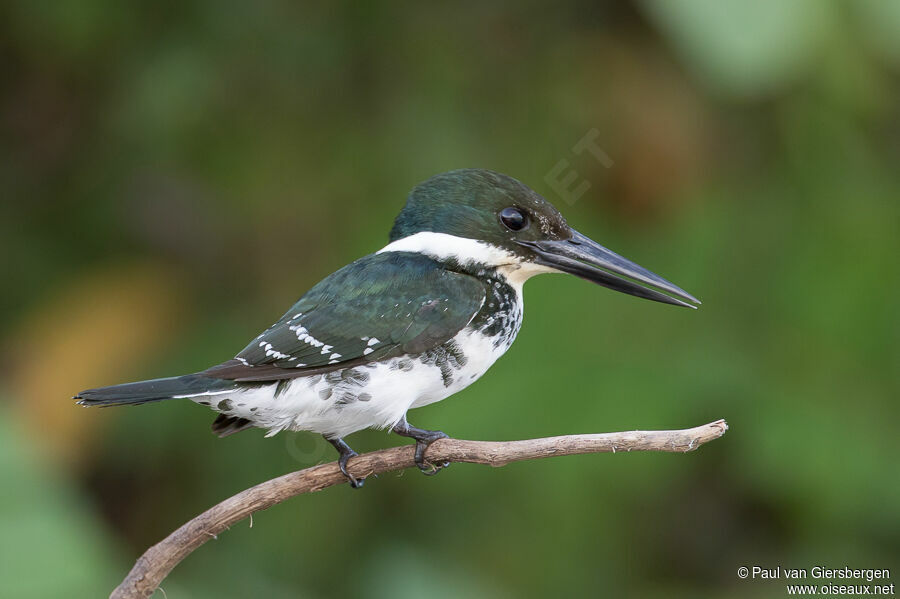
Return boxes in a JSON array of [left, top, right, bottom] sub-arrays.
[[75, 169, 699, 487]]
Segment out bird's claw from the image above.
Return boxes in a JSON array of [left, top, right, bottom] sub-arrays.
[[338, 450, 364, 488], [413, 431, 450, 475], [392, 418, 452, 477], [327, 436, 365, 489]]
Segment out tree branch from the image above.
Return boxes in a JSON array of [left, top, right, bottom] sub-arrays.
[[110, 419, 728, 598]]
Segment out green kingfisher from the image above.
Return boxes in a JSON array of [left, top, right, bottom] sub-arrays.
[[75, 169, 700, 487]]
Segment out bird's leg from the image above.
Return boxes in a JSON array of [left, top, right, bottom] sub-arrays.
[[392, 416, 450, 475], [326, 436, 364, 488]]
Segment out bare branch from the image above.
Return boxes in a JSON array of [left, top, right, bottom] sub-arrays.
[[110, 419, 728, 598]]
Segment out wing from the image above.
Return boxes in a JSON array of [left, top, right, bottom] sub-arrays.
[[202, 252, 486, 382]]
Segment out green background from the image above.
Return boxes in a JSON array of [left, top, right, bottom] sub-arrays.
[[1, 2, 897, 597]]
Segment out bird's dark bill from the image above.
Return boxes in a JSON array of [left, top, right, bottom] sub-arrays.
[[518, 230, 701, 308]]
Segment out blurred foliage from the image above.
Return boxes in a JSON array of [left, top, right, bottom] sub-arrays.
[[0, 402, 119, 598], [1, 1, 898, 597]]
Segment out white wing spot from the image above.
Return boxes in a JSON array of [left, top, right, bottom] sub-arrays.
[[289, 324, 325, 347], [260, 341, 290, 360]]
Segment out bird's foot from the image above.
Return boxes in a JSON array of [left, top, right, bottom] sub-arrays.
[[392, 418, 450, 475], [326, 436, 364, 488]]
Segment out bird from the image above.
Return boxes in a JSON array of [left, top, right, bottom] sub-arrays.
[[75, 169, 700, 487]]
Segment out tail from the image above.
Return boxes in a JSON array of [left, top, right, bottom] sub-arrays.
[[74, 373, 236, 407]]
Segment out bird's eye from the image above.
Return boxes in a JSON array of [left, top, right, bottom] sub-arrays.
[[499, 207, 528, 231]]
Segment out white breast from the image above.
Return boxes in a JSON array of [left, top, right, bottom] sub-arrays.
[[409, 326, 516, 409]]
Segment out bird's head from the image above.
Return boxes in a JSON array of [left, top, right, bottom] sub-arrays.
[[384, 169, 699, 308]]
